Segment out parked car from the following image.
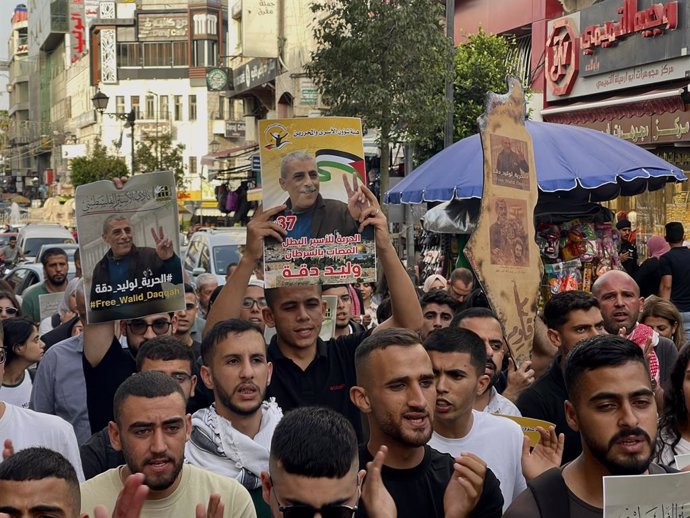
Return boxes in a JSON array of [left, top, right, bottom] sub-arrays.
[[4, 262, 77, 296], [17, 223, 76, 261], [183, 228, 246, 285]]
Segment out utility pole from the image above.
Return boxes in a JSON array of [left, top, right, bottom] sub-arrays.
[[444, 0, 455, 149]]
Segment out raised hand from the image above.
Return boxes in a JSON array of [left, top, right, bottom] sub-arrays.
[[360, 445, 396, 518], [245, 204, 287, 262], [444, 452, 487, 518], [521, 426, 565, 481], [151, 226, 174, 261], [2, 439, 14, 460], [343, 173, 370, 221], [502, 358, 535, 402], [93, 473, 148, 518], [195, 494, 224, 518]]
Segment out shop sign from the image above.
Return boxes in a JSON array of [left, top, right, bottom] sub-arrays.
[[299, 78, 319, 106], [232, 58, 279, 93], [138, 14, 188, 40], [225, 120, 246, 138], [69, 0, 86, 64], [575, 111, 690, 144], [546, 5, 690, 101]]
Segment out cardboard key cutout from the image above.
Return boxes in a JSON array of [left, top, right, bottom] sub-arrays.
[[464, 78, 543, 363]]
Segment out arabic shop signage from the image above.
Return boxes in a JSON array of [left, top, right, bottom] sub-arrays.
[[545, 1, 690, 101], [578, 111, 690, 144], [232, 58, 279, 93], [225, 120, 246, 138], [138, 13, 188, 40]]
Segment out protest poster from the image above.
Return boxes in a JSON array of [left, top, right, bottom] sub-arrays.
[[464, 78, 543, 363], [675, 454, 690, 470], [75, 171, 185, 324], [495, 415, 555, 448], [603, 471, 690, 517], [259, 117, 376, 288], [38, 292, 64, 321]]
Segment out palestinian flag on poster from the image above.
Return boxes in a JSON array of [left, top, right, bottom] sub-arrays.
[[315, 149, 366, 183]]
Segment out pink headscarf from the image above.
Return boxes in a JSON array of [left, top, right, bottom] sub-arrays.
[[647, 235, 671, 259]]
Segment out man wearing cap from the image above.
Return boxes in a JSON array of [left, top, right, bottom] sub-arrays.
[[660, 221, 690, 336], [616, 219, 638, 276]]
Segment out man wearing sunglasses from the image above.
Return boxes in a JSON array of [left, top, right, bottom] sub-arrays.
[[207, 197, 423, 441], [83, 311, 177, 433], [262, 406, 393, 518]]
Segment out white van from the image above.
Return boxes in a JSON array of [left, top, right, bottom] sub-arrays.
[[17, 223, 76, 261]]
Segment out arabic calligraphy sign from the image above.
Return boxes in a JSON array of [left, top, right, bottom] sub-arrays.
[[76, 171, 185, 324], [464, 79, 543, 363], [138, 13, 188, 41], [69, 0, 86, 64], [259, 117, 376, 288], [577, 111, 690, 144], [603, 470, 690, 517]]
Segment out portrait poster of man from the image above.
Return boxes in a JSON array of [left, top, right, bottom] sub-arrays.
[[489, 197, 530, 267], [75, 171, 185, 324], [259, 117, 376, 288], [490, 135, 530, 191]]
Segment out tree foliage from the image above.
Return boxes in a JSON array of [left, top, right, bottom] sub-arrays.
[[134, 132, 185, 186], [305, 0, 454, 198], [70, 139, 128, 187]]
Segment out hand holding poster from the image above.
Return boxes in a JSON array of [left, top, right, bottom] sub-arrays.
[[259, 117, 376, 288], [76, 171, 185, 324], [604, 471, 690, 517]]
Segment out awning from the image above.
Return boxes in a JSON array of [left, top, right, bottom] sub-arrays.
[[201, 143, 259, 166], [541, 87, 687, 125]]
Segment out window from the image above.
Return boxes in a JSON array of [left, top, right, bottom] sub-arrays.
[[131, 96, 140, 118], [160, 95, 169, 120], [174, 95, 183, 121], [189, 95, 197, 121], [115, 96, 125, 114], [192, 40, 218, 67], [217, 97, 225, 120], [188, 156, 197, 176], [117, 42, 141, 67], [172, 42, 188, 66], [145, 95, 155, 119]]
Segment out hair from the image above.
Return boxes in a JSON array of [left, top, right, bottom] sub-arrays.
[[226, 262, 238, 274], [208, 285, 224, 311], [422, 274, 447, 293], [665, 222, 684, 244], [195, 273, 217, 290], [423, 327, 486, 375], [40, 247, 67, 266], [564, 335, 647, 402], [354, 328, 421, 383], [641, 296, 686, 350], [0, 289, 21, 314], [449, 268, 473, 285], [451, 307, 503, 333], [2, 316, 37, 365], [113, 371, 185, 425], [57, 277, 81, 316], [280, 151, 314, 178], [183, 282, 195, 295], [201, 319, 264, 366], [420, 290, 459, 313], [135, 335, 195, 373], [376, 296, 392, 323], [74, 248, 80, 263], [270, 407, 357, 478], [102, 214, 130, 235], [264, 285, 322, 310], [657, 344, 690, 462], [0, 447, 80, 515], [543, 290, 599, 330]]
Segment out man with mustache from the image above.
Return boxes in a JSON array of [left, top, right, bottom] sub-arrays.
[[186, 319, 280, 518], [276, 150, 366, 239], [21, 248, 69, 323], [504, 335, 673, 517], [350, 328, 503, 518], [80, 371, 255, 518], [453, 308, 529, 416]]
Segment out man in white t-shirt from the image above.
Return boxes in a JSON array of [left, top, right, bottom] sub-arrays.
[[80, 370, 255, 518], [424, 327, 562, 511], [0, 337, 84, 481]]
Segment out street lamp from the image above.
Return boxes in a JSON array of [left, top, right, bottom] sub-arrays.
[[91, 90, 137, 174], [209, 139, 220, 154]]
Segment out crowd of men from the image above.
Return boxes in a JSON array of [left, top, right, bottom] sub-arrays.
[[1, 180, 689, 518]]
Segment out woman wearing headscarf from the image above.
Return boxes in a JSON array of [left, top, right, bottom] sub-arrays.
[[633, 235, 671, 298]]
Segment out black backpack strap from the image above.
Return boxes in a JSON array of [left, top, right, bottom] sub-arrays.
[[526, 467, 570, 518]]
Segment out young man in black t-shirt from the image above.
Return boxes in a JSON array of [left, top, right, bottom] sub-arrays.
[[350, 328, 503, 518], [660, 221, 690, 337]]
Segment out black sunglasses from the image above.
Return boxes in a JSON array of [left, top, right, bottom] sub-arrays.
[[271, 479, 357, 518], [127, 319, 171, 336]]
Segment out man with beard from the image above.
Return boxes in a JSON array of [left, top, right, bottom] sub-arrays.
[[592, 270, 678, 389], [186, 319, 280, 518], [453, 308, 531, 416], [504, 335, 673, 517], [350, 328, 503, 518], [517, 291, 606, 464], [21, 248, 69, 323], [80, 371, 255, 518]]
